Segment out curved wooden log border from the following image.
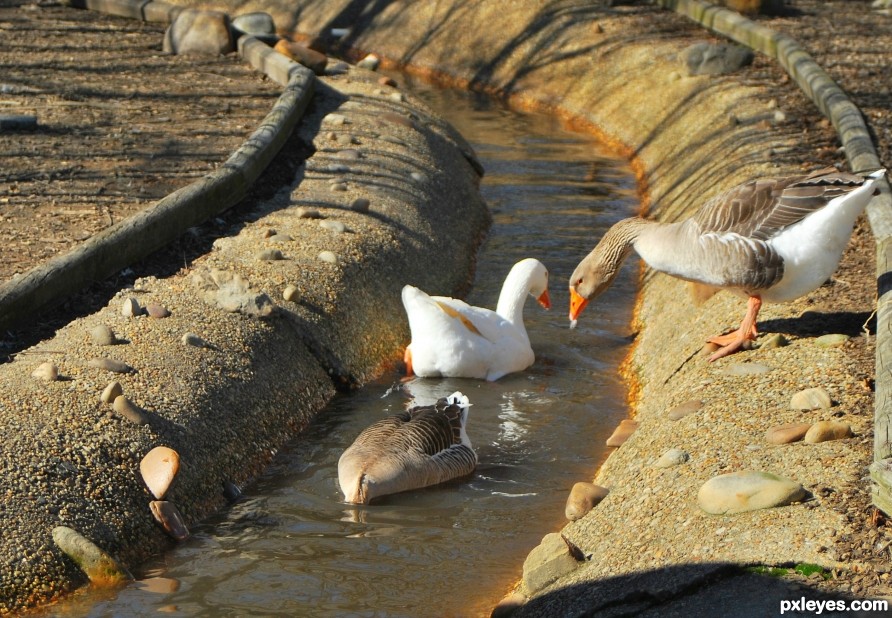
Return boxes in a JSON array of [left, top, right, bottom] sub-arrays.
[[657, 0, 892, 513], [0, 8, 314, 332]]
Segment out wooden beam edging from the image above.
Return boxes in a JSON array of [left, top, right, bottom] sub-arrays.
[[656, 0, 892, 513], [0, 28, 315, 332]]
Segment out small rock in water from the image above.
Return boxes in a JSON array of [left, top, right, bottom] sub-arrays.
[[697, 470, 807, 515], [350, 198, 370, 213], [815, 333, 850, 348], [100, 381, 124, 404], [283, 285, 298, 302], [149, 501, 190, 542], [145, 303, 171, 319], [804, 420, 853, 444], [565, 482, 609, 521], [140, 446, 180, 500], [90, 324, 117, 346], [320, 219, 347, 233], [318, 251, 339, 264], [723, 362, 771, 376], [765, 422, 812, 445], [113, 396, 150, 425], [667, 399, 703, 420], [31, 361, 59, 382], [181, 332, 209, 348], [89, 358, 134, 374], [605, 419, 638, 447], [790, 387, 832, 410], [121, 297, 142, 318], [653, 448, 690, 468], [52, 526, 133, 585], [257, 248, 284, 261]]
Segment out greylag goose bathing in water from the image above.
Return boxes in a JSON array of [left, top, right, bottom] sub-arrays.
[[568, 167, 886, 361], [338, 392, 476, 504], [401, 258, 550, 381]]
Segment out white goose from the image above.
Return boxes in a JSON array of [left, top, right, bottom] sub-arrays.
[[402, 258, 550, 381], [569, 167, 885, 361], [338, 391, 476, 504]]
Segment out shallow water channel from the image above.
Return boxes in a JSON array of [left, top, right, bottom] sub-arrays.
[[55, 79, 640, 617]]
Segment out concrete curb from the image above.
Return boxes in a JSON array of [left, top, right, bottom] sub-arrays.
[[658, 0, 892, 538], [0, 8, 313, 333]]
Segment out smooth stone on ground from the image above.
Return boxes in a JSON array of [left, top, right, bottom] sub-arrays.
[[697, 471, 807, 515], [790, 387, 832, 410], [191, 268, 274, 317], [149, 501, 190, 542], [145, 303, 171, 319], [653, 448, 690, 468], [113, 396, 150, 425], [257, 248, 284, 261], [814, 333, 850, 348], [88, 358, 133, 374], [605, 419, 638, 447], [318, 251, 339, 264], [682, 42, 754, 76], [140, 446, 180, 500], [181, 332, 209, 348], [350, 197, 370, 212], [320, 219, 348, 233], [667, 399, 703, 420], [804, 420, 854, 444], [760, 333, 788, 350], [230, 12, 275, 36], [31, 362, 59, 382], [121, 297, 142, 318], [100, 381, 123, 404], [163, 8, 234, 55], [522, 533, 580, 594], [565, 482, 609, 521], [765, 422, 812, 445], [89, 324, 116, 345], [283, 284, 298, 301], [51, 526, 132, 586]]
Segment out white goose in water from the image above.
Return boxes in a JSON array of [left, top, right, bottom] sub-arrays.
[[338, 391, 476, 504], [569, 167, 885, 361], [401, 258, 550, 381]]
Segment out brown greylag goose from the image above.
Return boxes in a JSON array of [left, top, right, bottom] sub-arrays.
[[569, 167, 885, 361], [338, 392, 476, 504], [402, 258, 550, 381]]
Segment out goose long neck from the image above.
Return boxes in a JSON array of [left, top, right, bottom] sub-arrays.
[[496, 267, 534, 329], [598, 217, 651, 266]]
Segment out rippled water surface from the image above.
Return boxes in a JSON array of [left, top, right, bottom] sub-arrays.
[[52, 78, 640, 617]]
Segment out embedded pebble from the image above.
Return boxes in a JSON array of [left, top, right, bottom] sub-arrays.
[[389, 92, 405, 103], [667, 399, 702, 420], [149, 501, 190, 541], [320, 219, 348, 233], [653, 448, 690, 468], [267, 233, 292, 243], [336, 149, 361, 160], [765, 422, 812, 445], [605, 419, 638, 447], [145, 303, 171, 319], [323, 113, 347, 126], [297, 207, 323, 219], [181, 332, 209, 348], [257, 249, 284, 261], [89, 358, 133, 373], [336, 133, 359, 146], [356, 53, 380, 70], [90, 324, 116, 345], [330, 182, 348, 192], [815, 333, 849, 348], [283, 285, 298, 302], [697, 470, 807, 515], [565, 482, 609, 521], [100, 381, 124, 404], [351, 198, 370, 213], [318, 251, 339, 264], [410, 171, 427, 183], [121, 297, 142, 317], [760, 333, 788, 349], [140, 446, 180, 500], [113, 395, 149, 425], [31, 362, 59, 382], [722, 362, 771, 376], [790, 387, 832, 410], [804, 420, 853, 444], [52, 526, 132, 585]]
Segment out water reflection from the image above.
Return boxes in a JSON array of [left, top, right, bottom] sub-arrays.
[[47, 78, 639, 618]]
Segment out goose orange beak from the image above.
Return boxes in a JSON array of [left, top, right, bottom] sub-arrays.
[[537, 289, 551, 309], [569, 287, 589, 321]]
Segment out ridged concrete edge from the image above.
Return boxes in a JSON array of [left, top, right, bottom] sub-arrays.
[[0, 7, 314, 332], [657, 0, 892, 520]]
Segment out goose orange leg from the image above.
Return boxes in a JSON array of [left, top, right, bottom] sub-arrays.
[[707, 295, 761, 362], [403, 347, 414, 376]]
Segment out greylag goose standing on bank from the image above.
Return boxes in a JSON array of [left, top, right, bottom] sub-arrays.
[[338, 392, 476, 504], [402, 258, 551, 381], [569, 167, 886, 361]]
